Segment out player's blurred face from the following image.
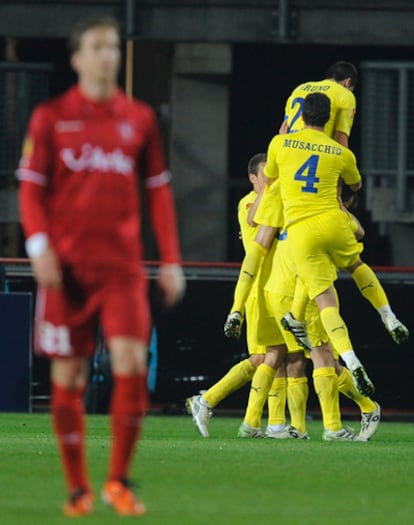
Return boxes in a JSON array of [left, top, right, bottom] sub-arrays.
[[72, 25, 120, 85], [249, 162, 266, 193]]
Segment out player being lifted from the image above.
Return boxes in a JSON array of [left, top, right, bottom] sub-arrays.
[[280, 61, 408, 348], [264, 92, 375, 396]]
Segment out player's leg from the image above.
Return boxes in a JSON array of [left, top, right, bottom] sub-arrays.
[[51, 356, 94, 517], [311, 343, 365, 442], [102, 336, 148, 517], [281, 277, 312, 352], [330, 288, 379, 435], [289, 213, 375, 397], [35, 284, 94, 516], [347, 260, 409, 344], [285, 352, 309, 436], [265, 266, 309, 438], [101, 272, 150, 516], [316, 287, 375, 397], [187, 292, 265, 437], [186, 355, 261, 438], [242, 289, 288, 437], [239, 344, 287, 437], [266, 365, 287, 433], [335, 360, 381, 440], [267, 351, 309, 439]]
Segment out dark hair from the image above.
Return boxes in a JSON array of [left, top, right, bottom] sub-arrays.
[[248, 153, 266, 175], [67, 16, 121, 54], [302, 93, 331, 127], [326, 61, 358, 88]]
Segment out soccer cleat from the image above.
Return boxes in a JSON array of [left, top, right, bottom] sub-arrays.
[[323, 426, 367, 442], [266, 425, 309, 440], [281, 312, 312, 352], [102, 479, 147, 517], [63, 488, 94, 517], [351, 366, 375, 397], [185, 394, 212, 438], [359, 402, 381, 440], [383, 316, 409, 344], [224, 311, 243, 340], [237, 422, 265, 438]]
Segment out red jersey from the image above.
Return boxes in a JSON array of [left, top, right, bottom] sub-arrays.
[[17, 85, 180, 268]]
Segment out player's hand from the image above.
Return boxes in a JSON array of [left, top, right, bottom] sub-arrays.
[[157, 264, 186, 307], [31, 245, 62, 289], [224, 311, 243, 339], [279, 120, 289, 135]]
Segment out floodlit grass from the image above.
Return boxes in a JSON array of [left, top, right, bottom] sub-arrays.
[[0, 413, 414, 524]]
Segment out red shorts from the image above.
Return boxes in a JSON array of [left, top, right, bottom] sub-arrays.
[[34, 264, 151, 358]]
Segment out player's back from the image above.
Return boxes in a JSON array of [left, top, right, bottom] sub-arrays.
[[267, 128, 360, 225], [284, 79, 356, 138]]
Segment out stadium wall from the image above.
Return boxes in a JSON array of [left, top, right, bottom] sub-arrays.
[[1, 260, 413, 416]]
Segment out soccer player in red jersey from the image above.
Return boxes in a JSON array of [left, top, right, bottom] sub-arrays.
[[17, 16, 185, 517]]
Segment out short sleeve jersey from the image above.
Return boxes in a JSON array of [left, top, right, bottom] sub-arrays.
[[238, 190, 258, 253], [254, 180, 284, 229], [264, 128, 361, 226], [284, 79, 356, 138], [17, 86, 169, 267]]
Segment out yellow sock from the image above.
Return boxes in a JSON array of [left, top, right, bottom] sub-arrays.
[[244, 363, 275, 428], [320, 306, 353, 356], [267, 377, 287, 426], [203, 359, 256, 408], [337, 367, 377, 413], [231, 242, 267, 313], [287, 376, 308, 433], [290, 278, 308, 322], [352, 263, 389, 310], [313, 367, 341, 431]]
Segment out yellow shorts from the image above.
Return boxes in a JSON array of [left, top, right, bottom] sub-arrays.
[[304, 301, 329, 349], [245, 293, 266, 355], [255, 290, 286, 348], [288, 209, 363, 300], [263, 292, 328, 354]]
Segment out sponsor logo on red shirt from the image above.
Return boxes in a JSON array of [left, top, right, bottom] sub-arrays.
[[60, 143, 134, 175]]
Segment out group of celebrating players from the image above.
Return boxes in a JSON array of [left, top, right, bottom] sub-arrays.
[[186, 61, 409, 442]]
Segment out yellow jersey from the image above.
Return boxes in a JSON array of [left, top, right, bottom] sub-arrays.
[[238, 190, 258, 253], [264, 128, 361, 226], [253, 179, 284, 229], [284, 79, 356, 138]]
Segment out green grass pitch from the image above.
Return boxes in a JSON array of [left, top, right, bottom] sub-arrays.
[[1, 412, 414, 524]]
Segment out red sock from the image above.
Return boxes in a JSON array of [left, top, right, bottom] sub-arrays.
[[108, 373, 148, 481], [51, 383, 90, 493]]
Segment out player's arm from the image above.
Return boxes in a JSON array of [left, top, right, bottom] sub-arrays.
[[334, 130, 349, 148], [279, 92, 294, 134], [338, 195, 365, 240], [225, 180, 283, 338], [279, 119, 289, 135], [340, 149, 362, 193], [247, 184, 265, 226], [263, 136, 280, 184], [338, 182, 365, 240], [17, 107, 62, 289], [224, 224, 277, 338], [334, 92, 356, 148], [144, 109, 185, 306]]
